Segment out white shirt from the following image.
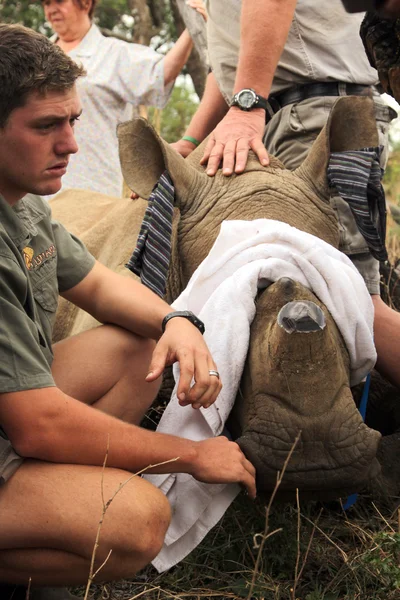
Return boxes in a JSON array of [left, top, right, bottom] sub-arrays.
[[55, 25, 173, 197], [206, 0, 379, 102]]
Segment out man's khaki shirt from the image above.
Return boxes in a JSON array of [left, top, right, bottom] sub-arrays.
[[0, 193, 95, 482], [206, 0, 378, 101]]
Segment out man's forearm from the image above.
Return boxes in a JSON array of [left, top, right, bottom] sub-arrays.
[[234, 0, 298, 96], [5, 387, 198, 475], [163, 29, 193, 86], [63, 262, 172, 341], [1, 385, 257, 497]]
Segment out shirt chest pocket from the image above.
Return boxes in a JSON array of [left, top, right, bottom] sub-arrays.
[[29, 258, 59, 318], [33, 278, 59, 313]]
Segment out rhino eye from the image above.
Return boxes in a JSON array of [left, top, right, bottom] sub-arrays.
[[277, 301, 326, 334]]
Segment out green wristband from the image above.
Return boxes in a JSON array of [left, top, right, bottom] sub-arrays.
[[182, 135, 200, 147]]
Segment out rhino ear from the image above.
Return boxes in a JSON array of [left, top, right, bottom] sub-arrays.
[[295, 96, 379, 199], [117, 118, 204, 202]]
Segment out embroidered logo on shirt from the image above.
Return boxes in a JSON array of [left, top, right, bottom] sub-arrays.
[[22, 246, 34, 270], [22, 245, 56, 270]]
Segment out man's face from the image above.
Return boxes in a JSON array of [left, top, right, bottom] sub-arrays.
[[42, 0, 88, 37], [0, 87, 81, 204]]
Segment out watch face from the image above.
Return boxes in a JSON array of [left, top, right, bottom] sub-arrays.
[[238, 89, 256, 109]]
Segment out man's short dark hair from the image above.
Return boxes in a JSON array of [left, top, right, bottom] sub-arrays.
[[0, 24, 85, 127]]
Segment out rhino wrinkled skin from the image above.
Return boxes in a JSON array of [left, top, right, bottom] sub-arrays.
[[52, 96, 399, 501]]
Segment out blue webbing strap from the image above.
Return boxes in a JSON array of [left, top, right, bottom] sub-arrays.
[[342, 372, 371, 511]]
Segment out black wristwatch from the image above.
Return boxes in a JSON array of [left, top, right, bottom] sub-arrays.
[[161, 310, 205, 335], [230, 88, 268, 112]]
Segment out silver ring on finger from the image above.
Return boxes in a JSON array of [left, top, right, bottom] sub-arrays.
[[209, 369, 220, 379]]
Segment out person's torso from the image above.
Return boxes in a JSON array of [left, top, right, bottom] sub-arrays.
[[53, 25, 167, 197], [0, 195, 60, 366], [61, 29, 129, 196], [206, 0, 378, 101]]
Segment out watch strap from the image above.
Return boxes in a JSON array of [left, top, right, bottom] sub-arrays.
[[161, 311, 205, 335], [254, 94, 268, 111]]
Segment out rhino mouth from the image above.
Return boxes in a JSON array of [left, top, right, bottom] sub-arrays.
[[235, 392, 382, 501]]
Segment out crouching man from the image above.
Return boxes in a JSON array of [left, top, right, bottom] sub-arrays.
[[0, 24, 256, 598]]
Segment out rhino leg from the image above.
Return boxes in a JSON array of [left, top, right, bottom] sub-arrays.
[[230, 278, 381, 501]]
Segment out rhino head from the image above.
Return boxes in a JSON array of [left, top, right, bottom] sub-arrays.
[[118, 96, 382, 500]]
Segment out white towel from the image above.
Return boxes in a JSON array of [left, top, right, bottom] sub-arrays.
[[146, 219, 376, 573]]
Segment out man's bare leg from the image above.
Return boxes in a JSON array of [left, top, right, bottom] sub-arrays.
[[51, 324, 160, 424], [372, 295, 400, 388], [0, 460, 171, 585], [0, 325, 171, 586]]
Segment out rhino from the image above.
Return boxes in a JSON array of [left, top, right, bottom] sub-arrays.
[[52, 95, 400, 501]]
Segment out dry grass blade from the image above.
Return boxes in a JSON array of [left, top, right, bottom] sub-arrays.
[[291, 488, 301, 600], [300, 512, 348, 563], [398, 508, 400, 534], [25, 578, 31, 600], [246, 431, 301, 600], [127, 586, 161, 599], [372, 501, 395, 533], [83, 437, 179, 600]]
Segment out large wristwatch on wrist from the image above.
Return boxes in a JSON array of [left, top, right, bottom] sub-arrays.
[[230, 88, 268, 112], [161, 310, 205, 335]]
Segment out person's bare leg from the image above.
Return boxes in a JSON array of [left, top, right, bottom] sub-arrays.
[[51, 324, 160, 424], [372, 295, 400, 388], [0, 460, 171, 585]]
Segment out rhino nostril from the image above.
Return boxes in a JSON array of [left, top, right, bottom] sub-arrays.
[[277, 300, 326, 333]]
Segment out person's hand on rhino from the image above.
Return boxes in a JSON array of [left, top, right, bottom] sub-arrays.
[[190, 437, 257, 498], [170, 138, 198, 157], [145, 317, 222, 409], [200, 107, 269, 176]]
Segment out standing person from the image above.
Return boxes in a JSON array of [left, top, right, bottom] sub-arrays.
[[172, 0, 400, 391], [41, 0, 196, 197], [0, 23, 256, 599]]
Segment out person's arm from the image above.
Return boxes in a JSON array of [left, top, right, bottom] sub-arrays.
[[0, 386, 256, 496], [163, 29, 194, 86], [62, 261, 219, 409], [171, 72, 229, 157], [202, 0, 298, 176]]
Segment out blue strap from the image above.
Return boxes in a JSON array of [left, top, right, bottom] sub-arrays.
[[358, 371, 371, 421], [342, 372, 371, 511]]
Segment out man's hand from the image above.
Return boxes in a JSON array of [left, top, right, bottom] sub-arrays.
[[170, 138, 198, 158], [146, 318, 222, 409], [191, 437, 257, 498], [200, 106, 269, 176]]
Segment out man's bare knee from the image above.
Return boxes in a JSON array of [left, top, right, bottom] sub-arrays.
[[102, 486, 171, 577]]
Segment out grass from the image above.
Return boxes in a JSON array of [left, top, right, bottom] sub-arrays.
[[74, 154, 400, 600], [75, 494, 400, 599]]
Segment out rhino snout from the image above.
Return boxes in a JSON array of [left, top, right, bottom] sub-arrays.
[[277, 300, 326, 334]]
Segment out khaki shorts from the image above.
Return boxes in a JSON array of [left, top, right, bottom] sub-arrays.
[[0, 429, 23, 485], [263, 94, 397, 294]]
